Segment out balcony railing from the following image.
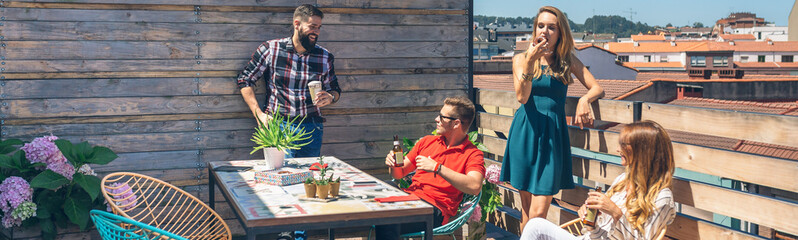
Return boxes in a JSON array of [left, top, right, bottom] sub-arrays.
[[475, 88, 798, 239]]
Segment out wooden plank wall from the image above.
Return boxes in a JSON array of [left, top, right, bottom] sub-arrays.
[[0, 0, 469, 238], [476, 89, 798, 239]]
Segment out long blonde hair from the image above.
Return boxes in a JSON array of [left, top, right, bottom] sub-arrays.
[[530, 6, 575, 85], [606, 120, 675, 235]]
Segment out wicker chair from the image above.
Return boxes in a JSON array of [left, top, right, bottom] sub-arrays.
[[101, 172, 231, 240], [91, 209, 188, 240], [559, 218, 667, 239]]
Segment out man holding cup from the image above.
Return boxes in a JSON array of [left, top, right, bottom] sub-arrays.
[[236, 4, 341, 158]]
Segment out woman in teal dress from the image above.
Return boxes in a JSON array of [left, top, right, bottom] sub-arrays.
[[500, 6, 604, 231]]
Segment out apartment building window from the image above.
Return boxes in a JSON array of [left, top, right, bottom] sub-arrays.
[[690, 56, 706, 67], [644, 55, 651, 62], [758, 55, 766, 62], [660, 56, 669, 62], [782, 55, 794, 63], [741, 56, 749, 63], [713, 56, 729, 67], [617, 55, 629, 62]]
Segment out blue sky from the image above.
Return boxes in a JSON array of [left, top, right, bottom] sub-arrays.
[[475, 0, 795, 27]]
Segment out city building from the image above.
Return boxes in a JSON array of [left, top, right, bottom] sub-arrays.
[[791, 1, 798, 41], [473, 27, 499, 60], [574, 44, 638, 80], [751, 26, 789, 41], [716, 12, 767, 34], [717, 34, 756, 42]]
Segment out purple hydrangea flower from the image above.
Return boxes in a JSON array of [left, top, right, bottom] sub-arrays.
[[106, 183, 138, 211], [20, 135, 60, 167], [468, 203, 482, 222], [0, 177, 33, 214], [2, 214, 22, 228], [46, 152, 76, 180], [21, 136, 76, 180], [485, 164, 501, 184]]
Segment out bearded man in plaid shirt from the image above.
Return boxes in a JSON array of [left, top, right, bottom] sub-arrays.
[[236, 4, 341, 158]]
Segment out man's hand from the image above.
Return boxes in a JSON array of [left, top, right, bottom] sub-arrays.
[[414, 156, 438, 172], [256, 111, 271, 126], [385, 152, 398, 167], [314, 90, 335, 107]]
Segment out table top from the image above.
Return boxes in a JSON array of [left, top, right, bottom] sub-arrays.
[[209, 156, 433, 227]]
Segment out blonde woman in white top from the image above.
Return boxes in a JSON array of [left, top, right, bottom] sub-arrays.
[[521, 120, 676, 239]]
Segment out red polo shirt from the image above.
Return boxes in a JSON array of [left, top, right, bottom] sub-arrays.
[[404, 135, 485, 224]]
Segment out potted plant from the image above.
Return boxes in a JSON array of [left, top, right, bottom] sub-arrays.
[[312, 156, 331, 199], [250, 107, 314, 170], [303, 177, 316, 198], [315, 178, 330, 199], [329, 173, 341, 197]]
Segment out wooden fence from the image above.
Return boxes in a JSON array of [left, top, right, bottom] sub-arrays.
[[476, 88, 798, 239], [0, 0, 470, 238]]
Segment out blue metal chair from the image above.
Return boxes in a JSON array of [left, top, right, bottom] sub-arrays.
[[368, 191, 482, 240], [400, 191, 482, 240], [90, 209, 188, 240]]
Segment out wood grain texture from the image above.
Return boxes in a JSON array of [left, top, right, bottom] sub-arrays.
[[0, 78, 201, 99], [1, 22, 466, 42], [3, 95, 249, 118], [3, 112, 251, 125], [0, 68, 466, 79], [204, 41, 467, 60], [8, 0, 466, 10], [4, 8, 466, 25], [327, 89, 468, 109], [641, 102, 798, 147], [3, 41, 466, 61]]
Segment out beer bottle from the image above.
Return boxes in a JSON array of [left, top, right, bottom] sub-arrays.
[[582, 186, 603, 227], [392, 135, 404, 167]]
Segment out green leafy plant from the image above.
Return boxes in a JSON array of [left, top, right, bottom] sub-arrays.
[[314, 156, 330, 185], [304, 177, 315, 184], [250, 107, 314, 154], [0, 136, 118, 239]]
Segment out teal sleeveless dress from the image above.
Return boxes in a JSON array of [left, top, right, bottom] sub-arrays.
[[499, 66, 574, 195]]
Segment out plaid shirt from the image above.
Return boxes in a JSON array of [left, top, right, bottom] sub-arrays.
[[237, 37, 340, 118]]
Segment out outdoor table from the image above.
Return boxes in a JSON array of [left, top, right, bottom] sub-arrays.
[[208, 156, 434, 240]]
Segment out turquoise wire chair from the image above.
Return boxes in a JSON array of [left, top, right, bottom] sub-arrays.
[[400, 191, 482, 239], [90, 210, 188, 240], [368, 191, 482, 240]]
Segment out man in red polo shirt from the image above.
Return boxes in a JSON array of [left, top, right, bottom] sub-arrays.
[[376, 96, 485, 240]]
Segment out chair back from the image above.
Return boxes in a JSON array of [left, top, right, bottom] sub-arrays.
[[90, 209, 188, 240], [400, 191, 482, 238], [101, 172, 231, 240], [559, 218, 667, 240]]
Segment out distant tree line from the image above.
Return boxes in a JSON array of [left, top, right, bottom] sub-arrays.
[[475, 14, 675, 38]]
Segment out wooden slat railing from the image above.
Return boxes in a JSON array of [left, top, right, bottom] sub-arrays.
[[476, 88, 798, 239]]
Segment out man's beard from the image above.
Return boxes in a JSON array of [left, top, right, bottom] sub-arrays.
[[298, 29, 317, 50]]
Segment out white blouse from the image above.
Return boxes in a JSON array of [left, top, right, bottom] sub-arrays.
[[578, 173, 676, 240]]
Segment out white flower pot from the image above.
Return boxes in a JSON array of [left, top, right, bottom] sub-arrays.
[[260, 147, 285, 170]]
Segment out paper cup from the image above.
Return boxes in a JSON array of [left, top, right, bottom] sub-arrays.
[[308, 81, 322, 102]]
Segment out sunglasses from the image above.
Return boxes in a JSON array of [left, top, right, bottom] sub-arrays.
[[438, 114, 459, 121]]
